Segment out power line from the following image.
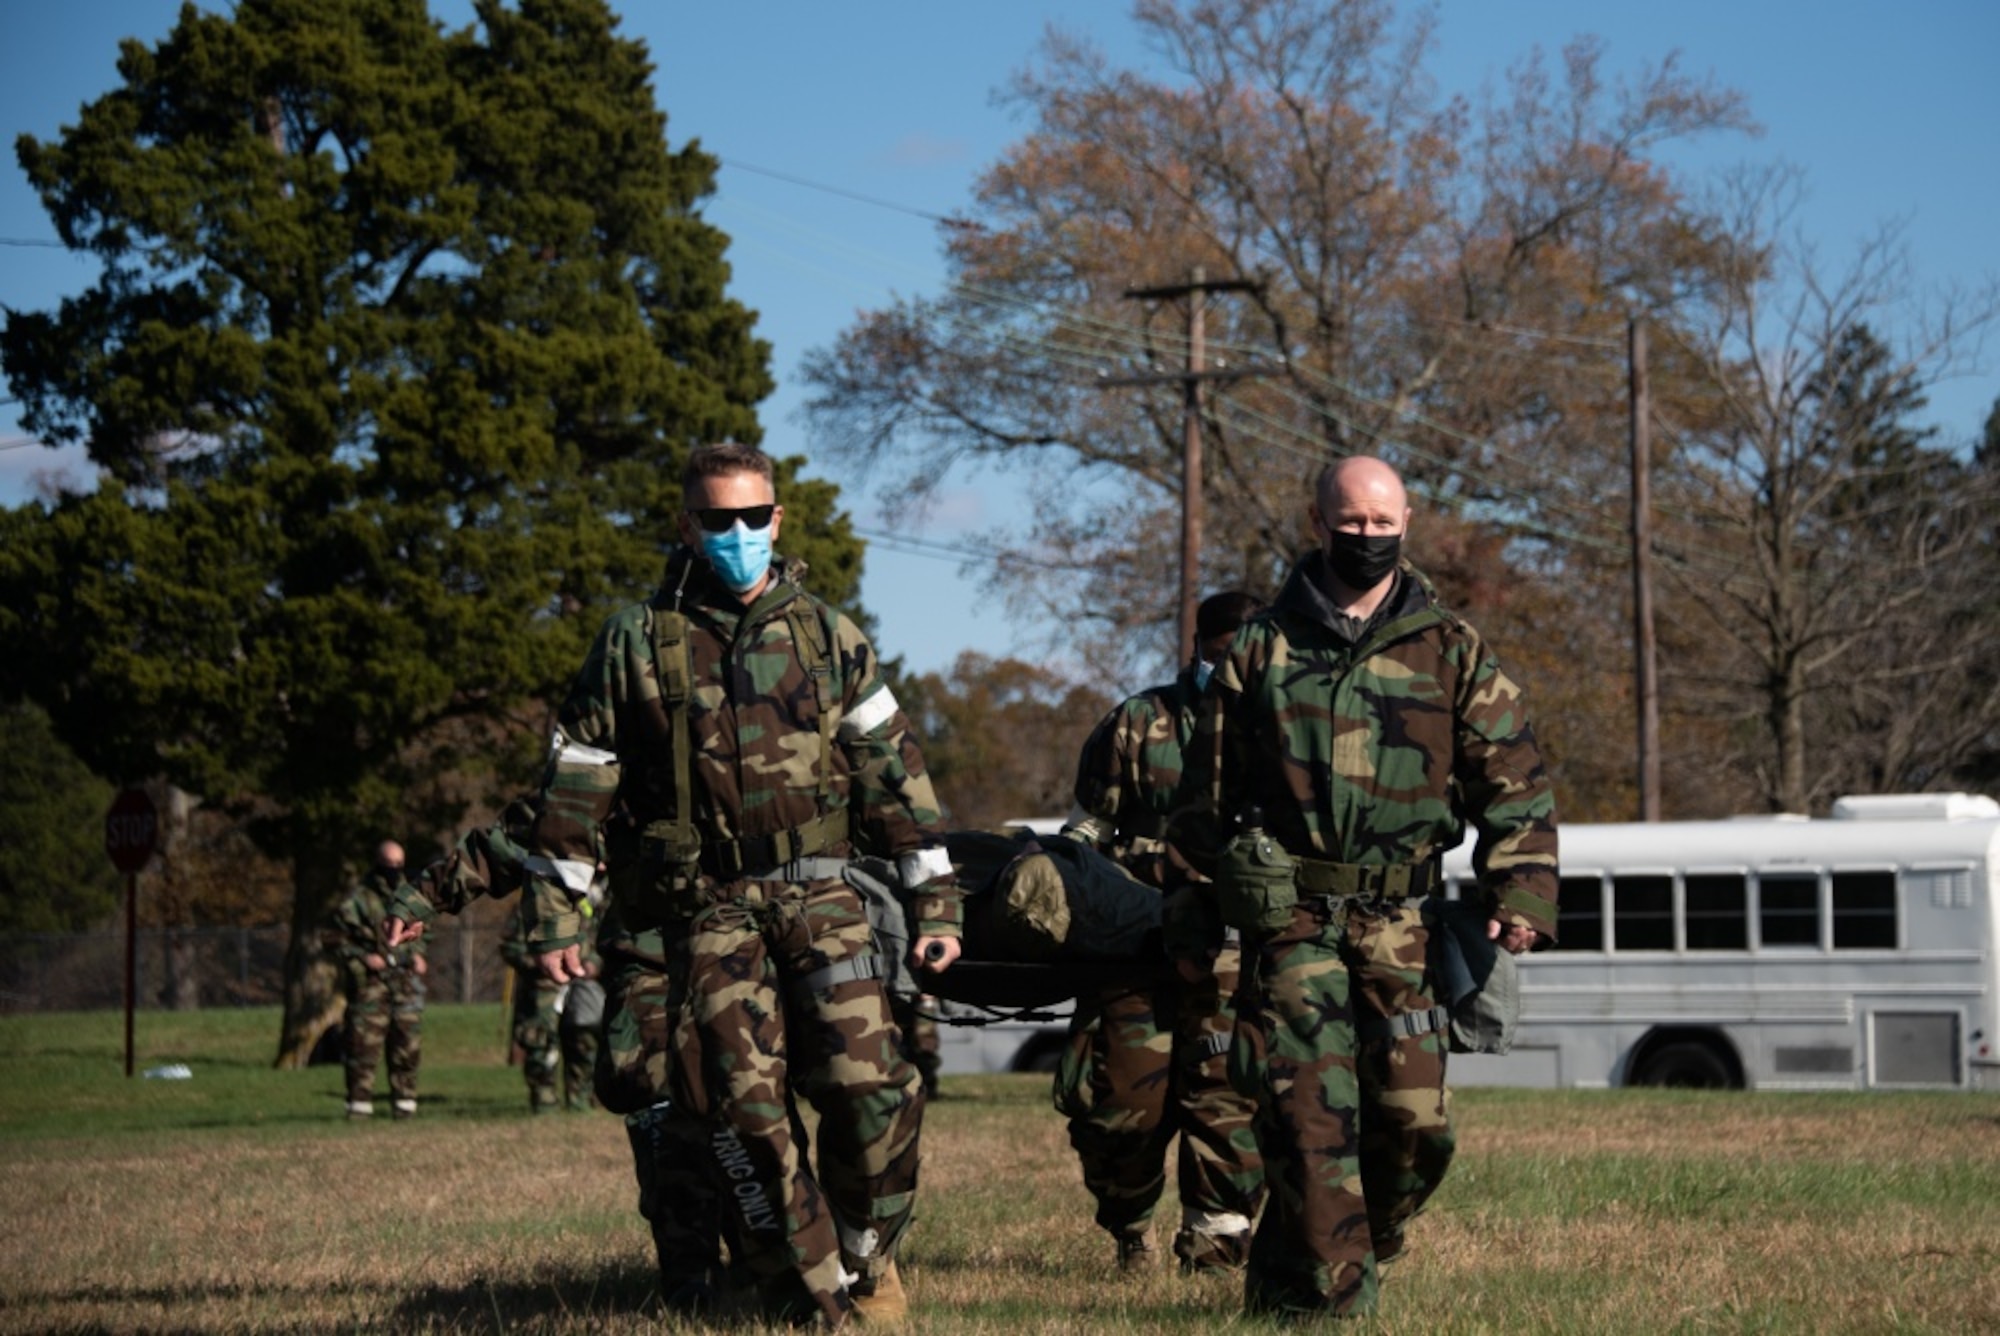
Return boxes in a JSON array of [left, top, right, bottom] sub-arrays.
[[719, 158, 981, 232], [852, 525, 1096, 573], [0, 236, 66, 248]]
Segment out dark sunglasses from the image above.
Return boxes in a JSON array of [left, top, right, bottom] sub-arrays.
[[688, 504, 776, 533]]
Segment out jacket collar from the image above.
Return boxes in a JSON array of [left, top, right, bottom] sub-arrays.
[[1274, 549, 1433, 641], [659, 547, 811, 620]]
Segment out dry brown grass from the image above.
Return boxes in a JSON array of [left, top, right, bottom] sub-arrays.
[[3, 1018, 1997, 1334]]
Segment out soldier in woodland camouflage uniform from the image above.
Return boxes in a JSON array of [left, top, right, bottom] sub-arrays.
[[328, 840, 426, 1119], [1058, 590, 1267, 1274], [394, 443, 961, 1328], [395, 800, 729, 1307], [500, 893, 602, 1113], [1175, 456, 1558, 1319]]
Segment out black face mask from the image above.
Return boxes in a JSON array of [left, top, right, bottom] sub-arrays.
[[1323, 530, 1401, 589]]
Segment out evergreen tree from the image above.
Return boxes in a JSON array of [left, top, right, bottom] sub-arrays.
[[0, 701, 123, 934], [0, 0, 855, 1060]]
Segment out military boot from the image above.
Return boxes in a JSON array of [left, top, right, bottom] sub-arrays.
[[849, 1260, 908, 1325], [1116, 1230, 1157, 1273], [1174, 1223, 1251, 1273]]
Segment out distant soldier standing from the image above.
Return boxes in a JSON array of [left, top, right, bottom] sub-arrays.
[[328, 840, 427, 1120], [1178, 456, 1558, 1318], [1060, 590, 1267, 1273]]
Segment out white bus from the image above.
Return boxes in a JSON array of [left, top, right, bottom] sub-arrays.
[[1448, 792, 2000, 1092]]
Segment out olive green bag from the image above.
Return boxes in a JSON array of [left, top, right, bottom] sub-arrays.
[[1214, 825, 1297, 933]]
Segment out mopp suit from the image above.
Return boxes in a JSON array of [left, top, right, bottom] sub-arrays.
[[519, 544, 959, 1326], [1180, 553, 1557, 1318]]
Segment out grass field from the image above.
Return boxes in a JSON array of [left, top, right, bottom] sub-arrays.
[[1, 1005, 1996, 1334]]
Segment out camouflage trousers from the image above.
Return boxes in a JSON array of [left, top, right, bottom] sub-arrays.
[[343, 967, 423, 1104], [595, 949, 727, 1306], [1054, 945, 1265, 1268], [1234, 900, 1454, 1319], [511, 970, 601, 1112], [609, 879, 925, 1327], [893, 993, 943, 1099]]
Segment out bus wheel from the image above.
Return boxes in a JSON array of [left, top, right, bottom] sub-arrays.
[[1011, 1032, 1067, 1074], [1630, 1041, 1735, 1089]]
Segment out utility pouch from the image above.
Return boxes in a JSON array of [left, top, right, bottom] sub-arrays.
[[631, 821, 704, 925], [1215, 827, 1297, 934]]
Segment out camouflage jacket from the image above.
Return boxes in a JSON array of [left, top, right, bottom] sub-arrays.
[[1070, 668, 1202, 890], [499, 893, 603, 974], [522, 548, 960, 952], [402, 796, 540, 921], [1186, 553, 1558, 938], [327, 869, 427, 974]]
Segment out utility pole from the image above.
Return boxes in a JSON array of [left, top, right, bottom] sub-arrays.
[[1104, 267, 1268, 664], [1629, 316, 1661, 820]]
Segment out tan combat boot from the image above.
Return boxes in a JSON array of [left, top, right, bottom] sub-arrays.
[[1116, 1230, 1157, 1273], [849, 1260, 908, 1325]]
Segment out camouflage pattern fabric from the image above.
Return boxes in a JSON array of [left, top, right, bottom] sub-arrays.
[[1063, 670, 1265, 1267], [328, 868, 427, 1106], [892, 993, 942, 1099], [1233, 901, 1451, 1315], [659, 881, 926, 1327], [501, 895, 602, 1112], [593, 898, 730, 1304], [403, 796, 540, 921], [511, 550, 958, 1325], [1182, 554, 1558, 1318], [520, 551, 960, 954]]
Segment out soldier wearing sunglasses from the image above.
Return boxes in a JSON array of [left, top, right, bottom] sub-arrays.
[[510, 442, 958, 1326]]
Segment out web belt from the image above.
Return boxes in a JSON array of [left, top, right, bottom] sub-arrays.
[[700, 810, 850, 880], [1293, 857, 1441, 900]]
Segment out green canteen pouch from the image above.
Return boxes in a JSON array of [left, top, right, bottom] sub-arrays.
[[631, 824, 703, 926], [1215, 829, 1298, 934]]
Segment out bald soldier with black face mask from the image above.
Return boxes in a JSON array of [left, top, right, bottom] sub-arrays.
[[1175, 455, 1558, 1320]]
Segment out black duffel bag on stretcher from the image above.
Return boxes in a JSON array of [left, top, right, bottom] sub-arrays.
[[847, 829, 1171, 1012]]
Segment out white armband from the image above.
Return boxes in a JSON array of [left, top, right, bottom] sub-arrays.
[[898, 846, 954, 887], [524, 854, 598, 895], [839, 685, 900, 741], [556, 732, 618, 767]]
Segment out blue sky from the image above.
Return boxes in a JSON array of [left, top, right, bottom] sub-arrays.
[[3, 2, 1996, 679]]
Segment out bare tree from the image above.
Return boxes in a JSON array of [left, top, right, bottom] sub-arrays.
[[1655, 166, 2000, 811], [804, 0, 1753, 688]]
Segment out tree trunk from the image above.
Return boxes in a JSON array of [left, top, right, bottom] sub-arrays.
[[272, 825, 350, 1069], [161, 926, 201, 1010], [1769, 657, 1810, 815]]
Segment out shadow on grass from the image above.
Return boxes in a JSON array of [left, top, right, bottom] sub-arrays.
[[30, 1264, 665, 1331], [387, 1262, 664, 1329]]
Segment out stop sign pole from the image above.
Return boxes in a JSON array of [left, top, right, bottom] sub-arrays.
[[105, 788, 160, 1077]]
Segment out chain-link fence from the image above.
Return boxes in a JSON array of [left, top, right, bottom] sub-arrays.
[[0, 923, 514, 1014]]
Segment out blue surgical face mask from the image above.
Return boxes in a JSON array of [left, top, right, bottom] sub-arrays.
[[700, 519, 773, 592]]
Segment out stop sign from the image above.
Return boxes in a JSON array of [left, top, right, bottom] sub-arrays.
[[105, 788, 160, 875]]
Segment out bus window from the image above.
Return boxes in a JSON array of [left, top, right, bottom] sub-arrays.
[[1611, 874, 1673, 951], [1831, 870, 1897, 949], [1557, 875, 1603, 950], [1684, 873, 1749, 950], [1758, 872, 1821, 947]]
